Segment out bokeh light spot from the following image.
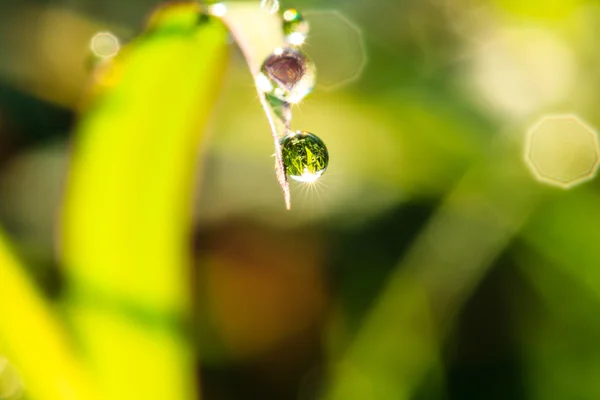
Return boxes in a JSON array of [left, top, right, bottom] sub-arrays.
[[90, 31, 120, 59], [467, 27, 576, 119], [303, 10, 367, 91], [209, 3, 228, 17], [525, 114, 600, 188]]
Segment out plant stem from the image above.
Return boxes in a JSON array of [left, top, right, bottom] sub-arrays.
[[216, 3, 291, 209]]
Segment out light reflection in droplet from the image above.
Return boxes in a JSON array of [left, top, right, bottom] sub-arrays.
[[258, 47, 316, 104], [525, 114, 600, 189], [283, 9, 309, 47], [280, 131, 329, 183], [287, 32, 307, 46]]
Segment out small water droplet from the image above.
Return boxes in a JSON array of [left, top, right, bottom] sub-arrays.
[[282, 9, 309, 46], [260, 0, 280, 14], [265, 93, 292, 127], [280, 131, 329, 183], [258, 48, 316, 104]]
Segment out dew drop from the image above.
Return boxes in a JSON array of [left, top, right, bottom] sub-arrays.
[[260, 0, 280, 14], [258, 48, 316, 104], [282, 9, 309, 46], [265, 93, 292, 128], [280, 131, 329, 183]]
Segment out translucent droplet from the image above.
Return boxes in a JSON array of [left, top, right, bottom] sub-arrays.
[[280, 131, 329, 183], [265, 93, 292, 127], [260, 0, 280, 14], [282, 9, 309, 46], [258, 48, 316, 104]]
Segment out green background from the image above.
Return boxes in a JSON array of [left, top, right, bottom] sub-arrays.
[[1, 0, 600, 399]]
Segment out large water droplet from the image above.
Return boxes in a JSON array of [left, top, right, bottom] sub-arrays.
[[280, 131, 329, 183], [258, 48, 316, 104], [282, 9, 309, 46], [260, 0, 280, 14]]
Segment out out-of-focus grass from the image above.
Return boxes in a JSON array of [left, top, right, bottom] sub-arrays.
[[61, 4, 229, 400], [0, 234, 94, 400], [4, 0, 600, 399], [2, 2, 229, 400]]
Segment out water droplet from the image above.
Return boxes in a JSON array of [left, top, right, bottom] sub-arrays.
[[265, 93, 292, 128], [260, 0, 280, 14], [258, 48, 316, 104], [280, 131, 329, 183], [282, 9, 309, 46]]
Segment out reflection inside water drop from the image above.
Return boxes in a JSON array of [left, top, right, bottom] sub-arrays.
[[258, 48, 316, 104], [265, 93, 292, 127], [280, 131, 329, 183]]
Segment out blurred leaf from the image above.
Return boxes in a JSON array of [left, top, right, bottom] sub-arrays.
[[0, 233, 95, 400], [515, 247, 600, 400], [61, 3, 229, 400], [522, 189, 600, 299], [325, 137, 539, 400]]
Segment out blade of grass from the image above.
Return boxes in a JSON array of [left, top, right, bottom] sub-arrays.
[[217, 3, 291, 208], [61, 3, 229, 400], [0, 234, 96, 400], [326, 137, 541, 399]]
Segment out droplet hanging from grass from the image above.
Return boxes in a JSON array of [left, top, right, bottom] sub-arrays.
[[260, 0, 280, 14], [280, 131, 329, 183], [257, 47, 316, 104], [282, 9, 309, 46], [265, 93, 292, 128]]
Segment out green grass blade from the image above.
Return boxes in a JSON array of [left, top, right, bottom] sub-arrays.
[[61, 3, 229, 400], [0, 234, 96, 400]]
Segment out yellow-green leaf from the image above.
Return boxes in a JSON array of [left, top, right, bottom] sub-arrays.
[[0, 234, 96, 400], [61, 3, 229, 400]]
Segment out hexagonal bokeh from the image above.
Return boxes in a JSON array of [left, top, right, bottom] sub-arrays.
[[303, 10, 367, 91], [90, 31, 120, 59], [525, 115, 600, 189]]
